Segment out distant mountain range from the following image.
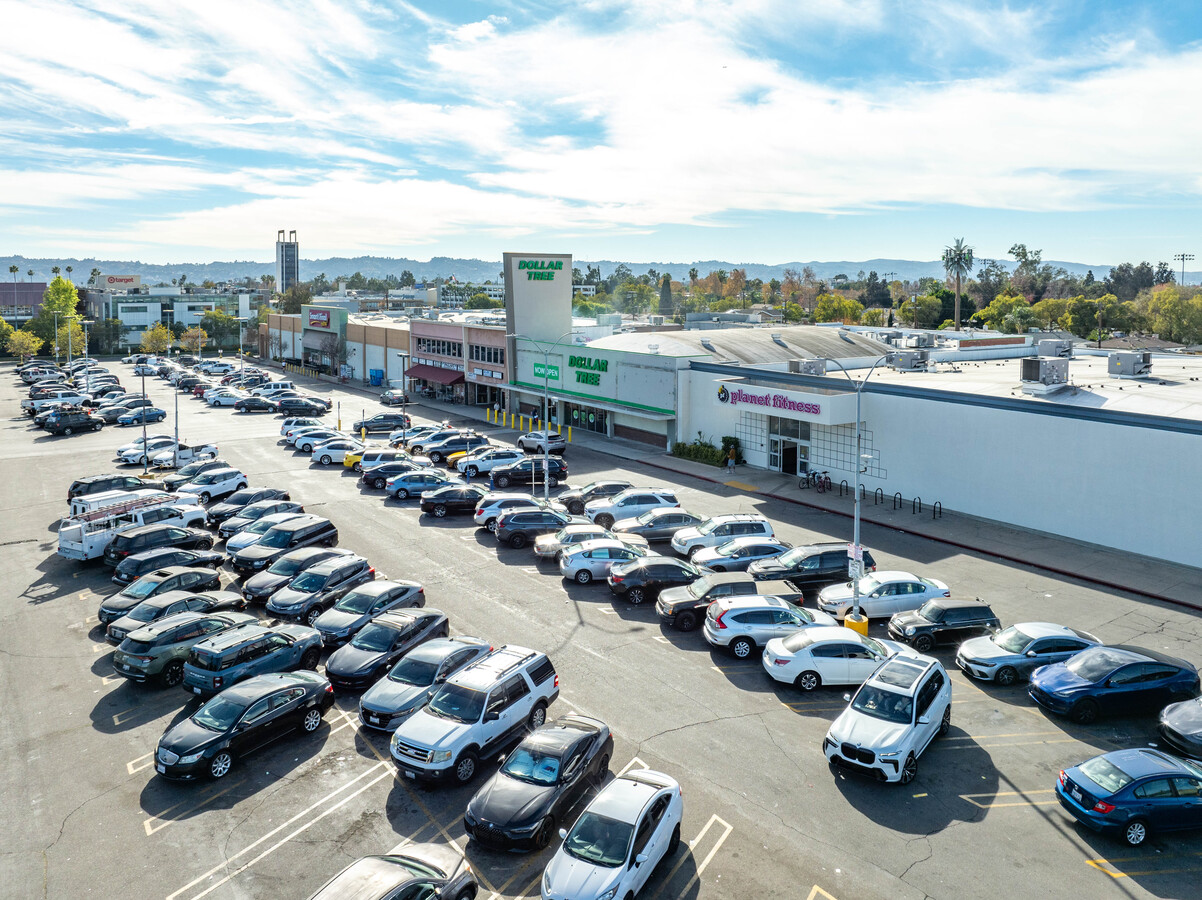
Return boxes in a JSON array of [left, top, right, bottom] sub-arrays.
[[2, 254, 1197, 286]]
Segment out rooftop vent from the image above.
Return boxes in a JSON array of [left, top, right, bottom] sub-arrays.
[[1108, 351, 1152, 379], [789, 358, 827, 376], [1020, 357, 1070, 395], [700, 338, 716, 353], [886, 349, 929, 372], [771, 333, 789, 348], [1037, 339, 1073, 358], [647, 343, 659, 354]]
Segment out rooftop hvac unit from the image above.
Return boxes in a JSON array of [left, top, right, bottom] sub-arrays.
[[904, 333, 932, 348], [887, 349, 929, 371], [1038, 339, 1073, 358], [649, 315, 664, 326], [1020, 357, 1070, 395], [788, 358, 827, 376], [1108, 351, 1152, 379], [877, 330, 903, 346]]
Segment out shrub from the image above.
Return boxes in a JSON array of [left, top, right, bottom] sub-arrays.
[[672, 432, 741, 466]]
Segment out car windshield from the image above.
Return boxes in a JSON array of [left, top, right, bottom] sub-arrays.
[[387, 657, 439, 686], [178, 462, 204, 476], [193, 474, 216, 485], [122, 580, 161, 600], [290, 571, 328, 592], [257, 528, 293, 549], [1066, 649, 1131, 682], [991, 626, 1034, 654], [240, 506, 270, 521], [916, 601, 944, 622], [715, 543, 742, 558], [192, 695, 248, 732], [127, 603, 162, 623], [426, 684, 485, 723], [635, 510, 660, 524], [268, 555, 308, 576], [245, 517, 281, 535], [1078, 757, 1134, 794], [334, 588, 377, 614], [686, 577, 713, 598], [564, 813, 633, 868], [351, 623, 397, 652], [697, 519, 721, 535], [858, 576, 882, 593], [851, 685, 913, 724], [501, 746, 562, 786]]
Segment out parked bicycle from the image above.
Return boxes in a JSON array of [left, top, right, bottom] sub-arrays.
[[800, 470, 831, 492]]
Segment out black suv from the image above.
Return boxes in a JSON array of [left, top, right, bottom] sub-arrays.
[[491, 457, 569, 489], [655, 573, 803, 631], [419, 484, 488, 518], [607, 556, 708, 606], [112, 546, 224, 586], [68, 472, 156, 500], [276, 397, 329, 416], [887, 598, 1003, 653], [240, 547, 354, 603], [104, 524, 215, 567], [747, 541, 877, 596], [351, 413, 411, 434], [265, 554, 376, 625], [206, 487, 292, 525], [45, 410, 103, 435], [230, 514, 339, 575], [557, 480, 633, 515], [495, 509, 583, 549], [358, 460, 428, 490]]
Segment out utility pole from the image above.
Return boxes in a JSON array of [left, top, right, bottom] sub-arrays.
[[1175, 253, 1195, 286]]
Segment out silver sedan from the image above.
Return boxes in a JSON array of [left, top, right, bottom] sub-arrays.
[[957, 622, 1100, 685], [534, 525, 649, 560], [558, 539, 648, 585]]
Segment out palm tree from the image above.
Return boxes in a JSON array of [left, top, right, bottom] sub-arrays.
[[942, 238, 974, 329], [26, 268, 33, 281], [65, 265, 73, 282], [8, 265, 16, 283], [51, 266, 61, 278], [89, 267, 100, 285]]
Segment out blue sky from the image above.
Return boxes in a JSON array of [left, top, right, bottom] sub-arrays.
[[1, 0, 1201, 267]]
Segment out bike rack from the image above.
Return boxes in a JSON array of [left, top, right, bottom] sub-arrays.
[[839, 480, 849, 497], [874, 488, 884, 506], [892, 492, 902, 510], [912, 496, 923, 515], [859, 483, 866, 500], [933, 501, 943, 520]]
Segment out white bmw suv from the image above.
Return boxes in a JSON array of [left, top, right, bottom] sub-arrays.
[[823, 654, 951, 785], [670, 513, 774, 558]]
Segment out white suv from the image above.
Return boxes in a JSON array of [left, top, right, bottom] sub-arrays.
[[175, 467, 249, 504], [516, 430, 566, 454], [584, 488, 679, 529], [456, 447, 525, 477], [473, 494, 566, 532], [389, 646, 559, 785], [823, 654, 951, 784], [671, 514, 774, 558]]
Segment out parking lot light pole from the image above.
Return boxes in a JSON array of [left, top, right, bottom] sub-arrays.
[[824, 353, 889, 634], [396, 351, 410, 439], [506, 331, 580, 501], [140, 368, 148, 476]]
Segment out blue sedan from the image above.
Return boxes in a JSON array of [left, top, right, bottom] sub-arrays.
[[1057, 748, 1202, 845], [1029, 645, 1199, 724], [117, 407, 167, 426]]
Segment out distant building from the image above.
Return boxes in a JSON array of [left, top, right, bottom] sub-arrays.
[[275, 229, 299, 293], [573, 284, 597, 297], [0, 282, 46, 325]]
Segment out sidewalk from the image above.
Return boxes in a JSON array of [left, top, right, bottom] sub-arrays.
[[268, 361, 1202, 611]]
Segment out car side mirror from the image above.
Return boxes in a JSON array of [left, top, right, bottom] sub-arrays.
[[918, 714, 931, 725], [635, 853, 649, 866], [558, 828, 568, 839], [484, 710, 500, 722], [426, 690, 435, 699], [843, 693, 852, 702], [1026, 650, 1037, 658]]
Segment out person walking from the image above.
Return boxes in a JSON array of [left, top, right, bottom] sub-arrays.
[[726, 446, 736, 474]]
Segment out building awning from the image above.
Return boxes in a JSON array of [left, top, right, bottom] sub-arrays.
[[301, 331, 328, 351], [405, 363, 465, 385]]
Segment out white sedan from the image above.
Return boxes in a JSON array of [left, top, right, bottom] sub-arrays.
[[292, 428, 344, 451], [149, 443, 219, 468], [762, 626, 912, 691], [116, 436, 179, 465], [206, 389, 246, 407], [816, 571, 951, 620], [115, 433, 173, 457], [311, 439, 365, 466]]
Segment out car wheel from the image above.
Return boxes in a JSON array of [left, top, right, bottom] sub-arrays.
[[667, 822, 681, 856], [485, 518, 498, 533], [995, 666, 1018, 686], [453, 750, 478, 784], [466, 465, 479, 477], [595, 753, 611, 785], [596, 514, 614, 529], [912, 634, 935, 653], [372, 477, 387, 490], [709, 565, 726, 573], [495, 475, 510, 488], [433, 504, 447, 518], [319, 455, 332, 466], [528, 701, 547, 729], [429, 452, 442, 463], [626, 587, 646, 605], [675, 610, 698, 632], [548, 476, 558, 488], [63, 426, 72, 435], [575, 569, 592, 585], [321, 535, 337, 547], [300, 443, 311, 452], [509, 533, 528, 549], [160, 660, 185, 687], [1124, 818, 1149, 846], [209, 751, 234, 779], [568, 501, 584, 515], [93, 423, 102, 431], [305, 607, 322, 627], [796, 671, 821, 692], [199, 492, 211, 504], [899, 752, 918, 785], [197, 539, 213, 550], [535, 816, 556, 850], [302, 708, 323, 733], [396, 488, 410, 500], [300, 647, 320, 669], [730, 637, 754, 660], [939, 706, 951, 736], [1071, 699, 1099, 725]]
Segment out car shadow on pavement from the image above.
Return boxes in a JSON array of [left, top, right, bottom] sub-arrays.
[[90, 681, 199, 735]]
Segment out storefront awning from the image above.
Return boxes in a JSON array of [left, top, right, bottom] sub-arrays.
[[405, 364, 465, 386]]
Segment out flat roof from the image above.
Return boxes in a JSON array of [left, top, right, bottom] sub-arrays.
[[586, 325, 892, 362]]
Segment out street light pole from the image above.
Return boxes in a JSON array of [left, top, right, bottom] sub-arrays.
[[507, 331, 580, 501], [825, 354, 889, 632], [52, 311, 60, 365], [140, 369, 149, 476], [396, 351, 410, 439]]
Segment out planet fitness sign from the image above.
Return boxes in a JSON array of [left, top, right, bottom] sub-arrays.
[[717, 384, 822, 416]]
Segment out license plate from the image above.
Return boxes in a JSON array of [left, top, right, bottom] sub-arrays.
[[404, 769, 416, 780], [192, 686, 202, 695], [368, 715, 380, 725], [156, 763, 165, 774], [122, 663, 134, 672], [1071, 788, 1082, 802]]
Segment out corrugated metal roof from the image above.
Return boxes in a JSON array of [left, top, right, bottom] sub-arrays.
[[585, 325, 891, 363]]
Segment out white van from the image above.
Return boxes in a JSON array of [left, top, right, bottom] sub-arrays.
[[68, 488, 166, 519], [58, 493, 206, 560], [253, 381, 294, 397]]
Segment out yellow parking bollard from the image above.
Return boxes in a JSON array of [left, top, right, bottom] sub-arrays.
[[567, 426, 572, 443]]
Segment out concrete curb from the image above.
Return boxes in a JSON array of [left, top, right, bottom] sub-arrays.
[[636, 457, 1199, 614]]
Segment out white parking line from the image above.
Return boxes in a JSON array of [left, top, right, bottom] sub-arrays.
[[618, 756, 648, 775], [164, 762, 388, 900], [127, 752, 154, 775], [656, 814, 733, 899]]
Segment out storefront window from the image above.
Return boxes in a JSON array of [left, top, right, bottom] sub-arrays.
[[569, 405, 607, 434], [768, 416, 811, 442]]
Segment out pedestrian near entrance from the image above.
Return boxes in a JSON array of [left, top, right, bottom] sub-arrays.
[[726, 446, 736, 473]]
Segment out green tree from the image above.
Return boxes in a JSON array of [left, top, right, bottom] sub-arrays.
[[1030, 297, 1069, 329], [465, 293, 502, 309], [972, 290, 1030, 332], [942, 237, 974, 329], [181, 325, 208, 357], [51, 266, 60, 277], [65, 265, 72, 282], [1009, 244, 1064, 303], [861, 308, 887, 326], [898, 295, 942, 327], [7, 265, 16, 283], [89, 318, 127, 355], [25, 276, 81, 348], [7, 328, 43, 361], [140, 322, 172, 355], [280, 283, 311, 314], [858, 271, 891, 307], [0, 316, 13, 350], [1105, 261, 1156, 303], [813, 293, 863, 323], [399, 270, 416, 287], [199, 309, 240, 348]]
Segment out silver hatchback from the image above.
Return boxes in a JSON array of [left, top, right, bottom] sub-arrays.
[[703, 596, 837, 659], [559, 539, 648, 585]]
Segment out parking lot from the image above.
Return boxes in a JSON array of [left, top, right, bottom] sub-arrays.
[[4, 361, 1202, 900]]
